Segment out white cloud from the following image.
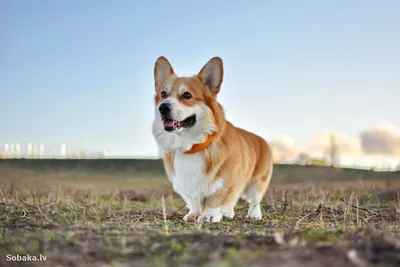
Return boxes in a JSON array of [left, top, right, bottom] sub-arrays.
[[309, 130, 362, 157], [269, 123, 400, 164], [269, 135, 305, 162], [359, 123, 400, 156]]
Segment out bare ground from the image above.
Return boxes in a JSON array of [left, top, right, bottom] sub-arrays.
[[0, 168, 400, 267]]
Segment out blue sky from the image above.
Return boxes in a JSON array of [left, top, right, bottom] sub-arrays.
[[1, 0, 399, 158]]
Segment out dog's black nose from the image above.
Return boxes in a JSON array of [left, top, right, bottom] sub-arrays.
[[159, 102, 172, 115]]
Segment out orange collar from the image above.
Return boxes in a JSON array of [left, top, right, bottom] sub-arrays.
[[184, 134, 215, 154]]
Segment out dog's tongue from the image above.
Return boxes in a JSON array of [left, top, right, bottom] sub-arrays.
[[163, 120, 179, 128]]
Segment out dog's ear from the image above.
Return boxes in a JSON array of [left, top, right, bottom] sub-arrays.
[[154, 56, 175, 89], [198, 57, 224, 94]]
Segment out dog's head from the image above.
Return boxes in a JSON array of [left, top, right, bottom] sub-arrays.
[[152, 57, 225, 153]]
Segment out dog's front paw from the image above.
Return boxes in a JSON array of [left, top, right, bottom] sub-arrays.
[[183, 212, 200, 222], [245, 213, 262, 220], [246, 206, 262, 220], [221, 206, 235, 219], [197, 209, 222, 223]]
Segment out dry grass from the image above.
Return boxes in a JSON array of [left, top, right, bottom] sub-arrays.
[[0, 168, 400, 267]]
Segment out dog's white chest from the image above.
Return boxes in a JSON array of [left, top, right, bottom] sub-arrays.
[[172, 152, 222, 199]]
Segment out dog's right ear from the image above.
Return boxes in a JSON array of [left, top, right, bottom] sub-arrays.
[[154, 56, 175, 89]]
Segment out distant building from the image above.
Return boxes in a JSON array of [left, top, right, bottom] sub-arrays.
[[9, 144, 15, 156], [60, 144, 66, 157], [33, 144, 38, 157], [16, 144, 20, 157], [39, 144, 44, 158], [27, 143, 32, 157]]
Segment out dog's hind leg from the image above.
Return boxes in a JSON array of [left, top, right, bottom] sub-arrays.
[[242, 173, 272, 219]]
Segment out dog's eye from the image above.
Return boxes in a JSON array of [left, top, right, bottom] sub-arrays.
[[161, 91, 167, 98], [182, 92, 192, 99]]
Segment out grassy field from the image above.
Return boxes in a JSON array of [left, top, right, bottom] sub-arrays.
[[1, 167, 400, 267]]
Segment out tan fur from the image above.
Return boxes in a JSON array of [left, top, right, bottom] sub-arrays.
[[203, 123, 273, 208], [153, 56, 273, 222]]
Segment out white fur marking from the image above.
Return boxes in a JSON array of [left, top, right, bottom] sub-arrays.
[[197, 207, 223, 223], [171, 152, 224, 220], [243, 185, 263, 219], [178, 84, 189, 95], [152, 95, 216, 153], [221, 205, 235, 218]]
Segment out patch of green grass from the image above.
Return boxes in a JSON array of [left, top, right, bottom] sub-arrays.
[[301, 227, 348, 242]]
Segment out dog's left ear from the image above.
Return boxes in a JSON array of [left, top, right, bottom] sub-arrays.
[[198, 57, 224, 94]]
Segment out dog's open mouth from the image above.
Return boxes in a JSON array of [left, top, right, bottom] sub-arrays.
[[163, 115, 196, 131]]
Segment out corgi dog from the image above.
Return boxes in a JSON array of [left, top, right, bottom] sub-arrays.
[[152, 56, 273, 223]]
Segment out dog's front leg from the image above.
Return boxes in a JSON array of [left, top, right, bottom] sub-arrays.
[[197, 193, 224, 223], [181, 195, 202, 222], [197, 184, 245, 223]]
